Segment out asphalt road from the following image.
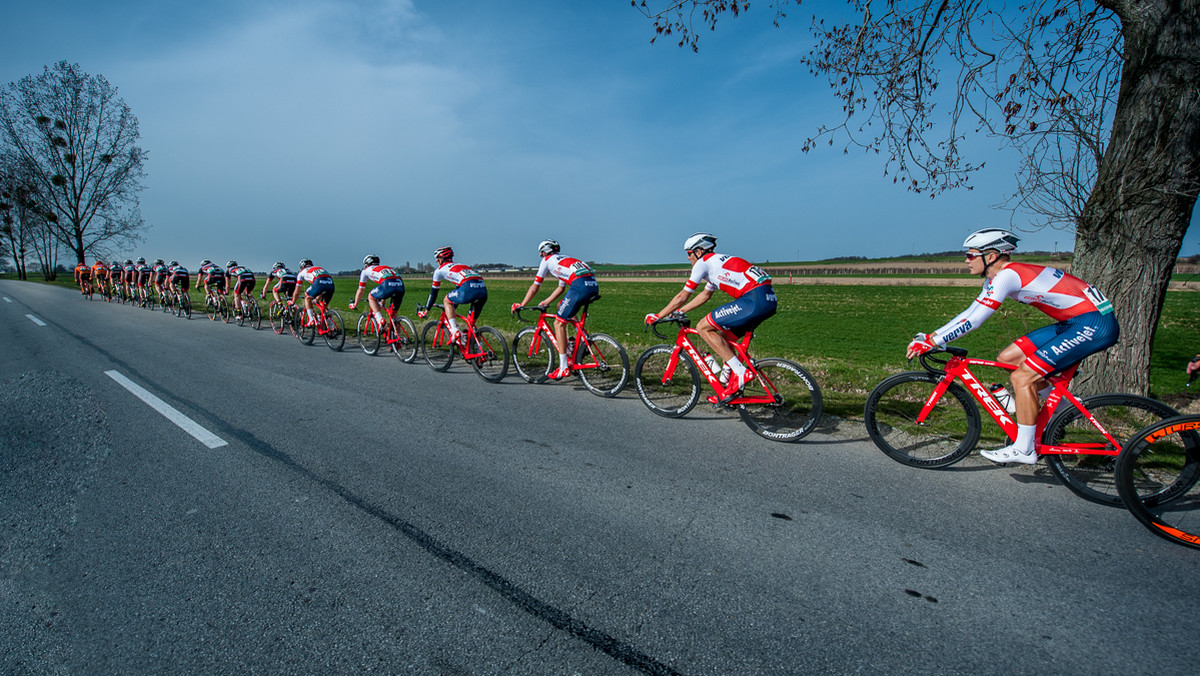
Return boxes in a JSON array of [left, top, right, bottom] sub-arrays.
[[2, 278, 1198, 675]]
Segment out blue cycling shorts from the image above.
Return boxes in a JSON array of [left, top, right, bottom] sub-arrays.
[[1016, 310, 1119, 377], [305, 277, 335, 301], [369, 277, 405, 302], [707, 285, 777, 335], [447, 280, 487, 307], [556, 277, 599, 320]]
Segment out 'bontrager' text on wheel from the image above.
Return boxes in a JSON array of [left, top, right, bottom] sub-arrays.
[[634, 345, 701, 418], [1040, 393, 1180, 506], [574, 333, 629, 398], [738, 358, 822, 442]]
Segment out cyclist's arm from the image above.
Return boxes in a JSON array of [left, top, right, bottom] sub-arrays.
[[677, 288, 715, 315], [541, 285, 566, 308], [517, 280, 541, 308], [928, 269, 1019, 346]]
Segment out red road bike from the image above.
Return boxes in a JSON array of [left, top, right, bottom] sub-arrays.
[[511, 301, 629, 397], [864, 346, 1180, 505]]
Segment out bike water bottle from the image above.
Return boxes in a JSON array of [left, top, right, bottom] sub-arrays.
[[719, 364, 731, 385], [704, 353, 720, 375], [989, 383, 1016, 414], [567, 337, 575, 356]]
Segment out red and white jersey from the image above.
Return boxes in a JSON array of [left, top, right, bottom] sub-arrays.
[[358, 265, 401, 288], [534, 254, 594, 286], [933, 262, 1112, 345], [431, 262, 481, 289], [683, 253, 771, 299], [297, 265, 332, 284]]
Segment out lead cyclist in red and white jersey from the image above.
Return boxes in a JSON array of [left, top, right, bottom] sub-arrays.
[[646, 232, 778, 402], [905, 228, 1120, 464]]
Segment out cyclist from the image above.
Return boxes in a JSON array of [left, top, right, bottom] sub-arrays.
[[260, 261, 297, 305], [227, 260, 256, 319], [73, 260, 92, 295], [419, 246, 487, 346], [91, 259, 110, 299], [198, 259, 227, 307], [905, 228, 1119, 464], [512, 239, 599, 380], [292, 258, 335, 325], [152, 258, 170, 301], [349, 254, 405, 328], [166, 260, 190, 298], [121, 259, 136, 299], [133, 257, 154, 303], [645, 233, 777, 403]]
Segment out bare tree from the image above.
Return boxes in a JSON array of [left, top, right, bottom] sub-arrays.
[[0, 152, 47, 280], [0, 61, 148, 267], [635, 0, 1199, 395]]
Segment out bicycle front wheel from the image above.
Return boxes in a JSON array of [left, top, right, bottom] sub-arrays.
[[575, 333, 629, 398], [738, 358, 823, 442], [269, 302, 285, 333], [863, 371, 981, 468], [421, 321, 454, 371], [1115, 415, 1200, 549], [249, 299, 262, 330], [1041, 394, 1180, 506], [633, 345, 700, 418], [323, 310, 345, 351], [390, 315, 418, 363], [358, 313, 383, 355], [469, 326, 509, 383], [513, 327, 553, 383], [219, 297, 231, 323]]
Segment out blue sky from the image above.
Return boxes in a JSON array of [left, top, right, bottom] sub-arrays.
[[2, 0, 1195, 271]]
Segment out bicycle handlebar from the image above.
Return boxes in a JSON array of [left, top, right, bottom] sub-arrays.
[[647, 312, 691, 340], [914, 345, 968, 373], [512, 304, 549, 323]]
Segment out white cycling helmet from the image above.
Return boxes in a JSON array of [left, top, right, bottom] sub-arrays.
[[434, 246, 453, 261], [683, 232, 717, 253], [963, 228, 1019, 253], [537, 240, 559, 256]]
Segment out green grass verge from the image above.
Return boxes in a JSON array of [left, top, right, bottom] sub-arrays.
[[31, 275, 1200, 420]]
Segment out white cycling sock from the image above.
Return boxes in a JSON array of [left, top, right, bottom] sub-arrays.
[[727, 356, 746, 377], [1013, 424, 1036, 453], [559, 354, 569, 369]]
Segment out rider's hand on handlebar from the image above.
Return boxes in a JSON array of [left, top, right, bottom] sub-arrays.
[[417, 307, 428, 319], [644, 313, 659, 326], [510, 302, 521, 315], [348, 302, 357, 310], [906, 333, 937, 360]]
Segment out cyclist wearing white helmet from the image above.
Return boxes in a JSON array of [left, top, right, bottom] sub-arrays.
[[419, 246, 487, 344], [261, 261, 297, 304], [292, 258, 336, 324], [647, 233, 778, 403], [907, 228, 1119, 464], [513, 239, 600, 380], [349, 254, 406, 328]]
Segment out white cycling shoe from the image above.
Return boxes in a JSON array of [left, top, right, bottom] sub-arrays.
[[980, 444, 1039, 465]]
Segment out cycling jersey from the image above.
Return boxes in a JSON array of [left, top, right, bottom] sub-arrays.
[[134, 264, 153, 287], [535, 254, 594, 286], [123, 264, 136, 284], [168, 265, 190, 291], [358, 265, 405, 301], [91, 263, 109, 279], [228, 265, 256, 294], [683, 253, 772, 299], [933, 263, 1113, 345], [152, 264, 169, 285], [297, 265, 333, 285], [298, 265, 335, 300], [266, 267, 297, 294], [74, 264, 91, 282], [427, 262, 485, 310]]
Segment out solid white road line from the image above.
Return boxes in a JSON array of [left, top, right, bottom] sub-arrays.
[[3, 297, 12, 302], [105, 370, 229, 449], [26, 314, 47, 326]]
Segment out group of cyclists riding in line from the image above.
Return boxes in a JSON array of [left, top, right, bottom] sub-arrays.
[[73, 228, 1118, 466]]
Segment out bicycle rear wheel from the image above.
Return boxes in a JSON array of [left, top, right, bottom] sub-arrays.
[[738, 358, 822, 442], [180, 294, 192, 319], [574, 333, 629, 397], [863, 371, 981, 468], [421, 321, 455, 371], [249, 299, 262, 330], [322, 310, 345, 351], [219, 297, 231, 323], [1041, 393, 1180, 505], [469, 326, 509, 383], [358, 313, 383, 355], [390, 315, 418, 363], [633, 345, 701, 418], [235, 299, 247, 326], [1115, 415, 1200, 549], [513, 326, 553, 383], [269, 301, 285, 333]]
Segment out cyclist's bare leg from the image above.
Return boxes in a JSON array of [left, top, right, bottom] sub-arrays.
[[997, 343, 1047, 426], [553, 317, 570, 359], [697, 315, 737, 364], [367, 295, 386, 327], [443, 297, 460, 337]]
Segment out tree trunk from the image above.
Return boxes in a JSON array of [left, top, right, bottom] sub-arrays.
[[1072, 0, 1200, 396]]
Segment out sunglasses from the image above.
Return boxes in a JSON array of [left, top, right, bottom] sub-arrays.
[[965, 252, 986, 261]]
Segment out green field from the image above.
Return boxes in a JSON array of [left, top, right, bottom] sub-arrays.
[[34, 275, 1200, 420]]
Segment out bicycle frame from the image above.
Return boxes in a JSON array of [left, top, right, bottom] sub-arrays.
[[518, 304, 605, 372], [657, 319, 779, 406], [919, 351, 1122, 456], [429, 307, 486, 359]]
